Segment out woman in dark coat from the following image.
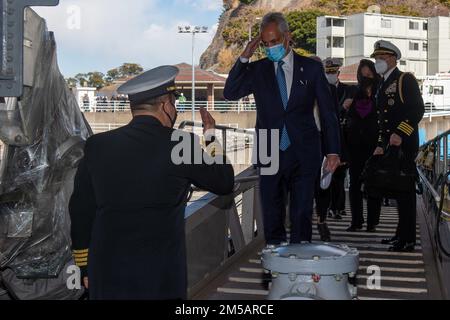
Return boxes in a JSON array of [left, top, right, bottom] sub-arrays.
[[345, 59, 382, 232]]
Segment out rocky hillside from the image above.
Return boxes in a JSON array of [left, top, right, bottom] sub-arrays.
[[200, 0, 450, 73]]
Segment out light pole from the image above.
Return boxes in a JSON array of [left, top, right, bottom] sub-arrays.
[[178, 25, 208, 123]]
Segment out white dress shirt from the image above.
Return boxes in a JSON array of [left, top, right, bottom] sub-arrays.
[[240, 49, 294, 99]]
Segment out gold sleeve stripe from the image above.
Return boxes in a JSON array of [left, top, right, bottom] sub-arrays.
[[398, 127, 413, 136], [398, 122, 413, 133], [73, 249, 89, 254], [206, 142, 224, 157], [74, 257, 88, 263], [398, 122, 414, 136], [398, 123, 412, 132], [76, 262, 88, 267], [399, 121, 414, 132]]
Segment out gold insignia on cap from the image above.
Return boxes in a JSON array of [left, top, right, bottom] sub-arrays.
[[166, 86, 178, 92]]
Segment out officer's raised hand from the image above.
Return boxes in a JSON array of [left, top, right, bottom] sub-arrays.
[[390, 133, 402, 146], [200, 107, 216, 136], [241, 35, 261, 60]]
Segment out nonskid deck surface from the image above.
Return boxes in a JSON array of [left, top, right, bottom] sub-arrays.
[[197, 198, 434, 300]]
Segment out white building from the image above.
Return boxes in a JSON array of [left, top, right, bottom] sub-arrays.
[[317, 11, 450, 77], [428, 16, 450, 75], [72, 86, 97, 111]]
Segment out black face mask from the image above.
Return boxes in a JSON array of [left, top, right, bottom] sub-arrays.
[[163, 101, 178, 128], [359, 77, 376, 89]]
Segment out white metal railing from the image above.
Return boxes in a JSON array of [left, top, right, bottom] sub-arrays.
[[424, 104, 450, 120], [79, 100, 256, 113]]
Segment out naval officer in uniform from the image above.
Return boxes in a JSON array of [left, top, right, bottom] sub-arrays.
[[69, 66, 235, 299], [323, 58, 356, 220], [371, 40, 424, 252]]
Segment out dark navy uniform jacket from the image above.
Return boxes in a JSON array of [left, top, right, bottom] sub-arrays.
[[375, 67, 425, 157], [69, 115, 234, 300], [224, 52, 340, 167]]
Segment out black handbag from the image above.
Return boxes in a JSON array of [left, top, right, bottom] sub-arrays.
[[361, 146, 417, 198]]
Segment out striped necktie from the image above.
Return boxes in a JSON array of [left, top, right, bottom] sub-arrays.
[[276, 60, 291, 151]]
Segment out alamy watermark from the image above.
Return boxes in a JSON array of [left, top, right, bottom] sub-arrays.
[[170, 129, 281, 176]]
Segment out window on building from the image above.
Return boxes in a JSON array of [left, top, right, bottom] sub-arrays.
[[423, 22, 428, 30], [333, 37, 344, 48], [409, 41, 419, 51], [423, 42, 428, 51], [326, 36, 331, 48], [381, 19, 391, 28], [326, 18, 332, 27], [409, 21, 419, 30], [333, 19, 345, 27], [400, 60, 407, 66], [433, 86, 444, 95]]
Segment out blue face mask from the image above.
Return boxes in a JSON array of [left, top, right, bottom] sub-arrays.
[[264, 43, 286, 62]]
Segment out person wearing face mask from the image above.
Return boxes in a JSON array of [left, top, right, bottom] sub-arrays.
[[224, 12, 340, 249], [323, 59, 357, 221], [344, 59, 382, 233], [370, 40, 425, 252], [69, 66, 234, 299]]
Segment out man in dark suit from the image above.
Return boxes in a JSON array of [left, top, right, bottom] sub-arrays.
[[371, 40, 425, 252], [224, 12, 340, 245], [323, 59, 357, 220], [69, 66, 234, 299]]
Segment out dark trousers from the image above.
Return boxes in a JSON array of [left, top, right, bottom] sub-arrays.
[[259, 148, 318, 244], [391, 157, 417, 244], [315, 173, 331, 223], [348, 147, 382, 227], [330, 166, 347, 212]]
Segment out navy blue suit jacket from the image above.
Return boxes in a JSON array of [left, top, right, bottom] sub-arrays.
[[224, 52, 341, 169]]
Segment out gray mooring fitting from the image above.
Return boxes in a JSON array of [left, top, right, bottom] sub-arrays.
[[262, 242, 359, 300]]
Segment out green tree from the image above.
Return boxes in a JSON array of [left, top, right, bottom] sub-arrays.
[[105, 68, 120, 84], [87, 71, 105, 89], [286, 9, 325, 54], [74, 73, 88, 87], [65, 77, 78, 88], [118, 63, 144, 78]]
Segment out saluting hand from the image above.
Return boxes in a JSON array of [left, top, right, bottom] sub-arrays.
[[241, 35, 261, 60], [200, 107, 216, 135]]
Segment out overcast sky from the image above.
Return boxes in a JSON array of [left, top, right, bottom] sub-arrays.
[[33, 0, 222, 77]]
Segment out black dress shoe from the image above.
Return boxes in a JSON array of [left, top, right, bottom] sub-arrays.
[[317, 223, 331, 242], [346, 225, 363, 232], [389, 242, 415, 252], [339, 210, 347, 216], [262, 272, 272, 291], [331, 211, 343, 220], [381, 236, 398, 245], [366, 226, 377, 233]]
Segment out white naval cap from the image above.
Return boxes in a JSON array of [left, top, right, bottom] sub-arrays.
[[323, 57, 342, 73], [370, 40, 402, 60]]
